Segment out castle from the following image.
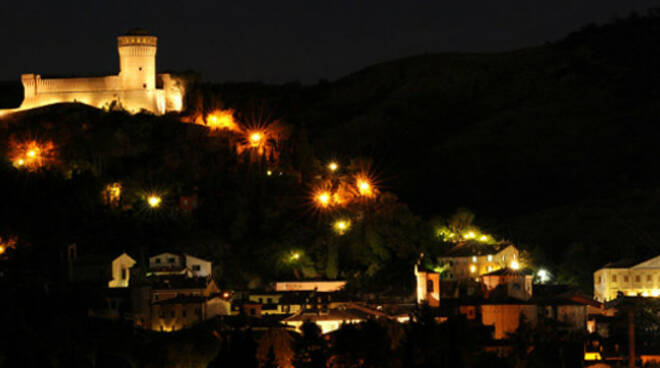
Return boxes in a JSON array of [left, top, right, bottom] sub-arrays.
[[0, 29, 183, 116]]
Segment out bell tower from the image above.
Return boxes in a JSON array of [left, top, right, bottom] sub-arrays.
[[117, 29, 157, 91]]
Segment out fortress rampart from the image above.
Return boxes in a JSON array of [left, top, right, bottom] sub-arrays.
[[0, 30, 183, 116]]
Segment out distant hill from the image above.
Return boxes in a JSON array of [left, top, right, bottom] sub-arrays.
[[3, 11, 660, 290]]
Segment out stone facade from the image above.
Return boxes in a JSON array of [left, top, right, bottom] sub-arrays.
[[0, 29, 183, 116]]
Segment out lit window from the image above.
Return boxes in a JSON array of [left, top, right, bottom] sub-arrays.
[[487, 255, 493, 261]]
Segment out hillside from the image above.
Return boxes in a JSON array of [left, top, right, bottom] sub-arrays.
[[2, 12, 660, 291]]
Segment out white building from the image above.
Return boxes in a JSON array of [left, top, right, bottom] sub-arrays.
[[593, 255, 660, 302], [438, 242, 520, 280], [148, 252, 212, 278]]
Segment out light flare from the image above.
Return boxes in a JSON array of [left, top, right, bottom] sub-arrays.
[[147, 194, 162, 208], [206, 109, 240, 131], [10, 139, 56, 171], [333, 219, 351, 235], [355, 174, 375, 197]]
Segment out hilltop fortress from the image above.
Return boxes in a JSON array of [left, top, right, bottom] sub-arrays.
[[0, 29, 184, 116]]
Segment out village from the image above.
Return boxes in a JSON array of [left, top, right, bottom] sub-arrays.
[[1, 20, 660, 367]]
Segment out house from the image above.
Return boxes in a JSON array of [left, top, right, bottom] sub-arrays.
[[233, 291, 340, 317], [275, 280, 346, 292], [151, 295, 230, 332], [150, 275, 220, 303], [438, 242, 520, 280], [282, 306, 379, 334], [148, 252, 212, 278], [593, 255, 660, 302], [481, 267, 533, 301], [68, 247, 136, 288]]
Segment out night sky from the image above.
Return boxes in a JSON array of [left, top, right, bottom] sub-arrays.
[[0, 0, 657, 83]]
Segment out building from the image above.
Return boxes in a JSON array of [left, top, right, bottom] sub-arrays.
[[481, 267, 533, 301], [0, 29, 184, 116], [282, 306, 382, 334], [414, 257, 440, 307], [438, 242, 520, 280], [275, 280, 346, 292], [68, 247, 136, 288], [150, 275, 220, 303], [151, 295, 230, 332], [148, 252, 212, 278], [593, 255, 660, 302]]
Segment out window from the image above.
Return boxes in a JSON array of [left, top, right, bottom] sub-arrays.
[[182, 310, 187, 317], [143, 83, 147, 89], [258, 298, 263, 303], [250, 308, 256, 316], [598, 276, 602, 283], [154, 295, 159, 301], [121, 268, 127, 280], [155, 258, 161, 264], [267, 298, 272, 304], [427, 280, 434, 293], [168, 257, 175, 264], [139, 67, 142, 71], [612, 275, 617, 282], [171, 311, 175, 318], [624, 276, 629, 282], [192, 265, 201, 271], [647, 275, 652, 282], [635, 276, 640, 282]]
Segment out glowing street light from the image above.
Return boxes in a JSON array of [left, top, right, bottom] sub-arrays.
[[333, 219, 351, 235], [315, 191, 331, 208], [510, 260, 520, 270], [328, 161, 339, 172], [290, 252, 301, 261], [249, 131, 263, 148], [537, 269, 550, 283], [147, 195, 162, 208]]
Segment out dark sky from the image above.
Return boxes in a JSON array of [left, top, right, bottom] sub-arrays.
[[0, 0, 657, 83]]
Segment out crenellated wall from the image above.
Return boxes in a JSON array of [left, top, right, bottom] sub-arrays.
[[0, 31, 183, 117]]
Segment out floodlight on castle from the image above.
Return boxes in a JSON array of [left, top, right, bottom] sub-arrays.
[[0, 29, 184, 116]]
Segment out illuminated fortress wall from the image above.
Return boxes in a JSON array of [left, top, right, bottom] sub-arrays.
[[0, 30, 183, 116]]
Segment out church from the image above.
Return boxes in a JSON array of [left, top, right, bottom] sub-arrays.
[[0, 29, 184, 116]]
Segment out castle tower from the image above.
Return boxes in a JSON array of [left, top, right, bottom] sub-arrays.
[[117, 29, 157, 91]]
